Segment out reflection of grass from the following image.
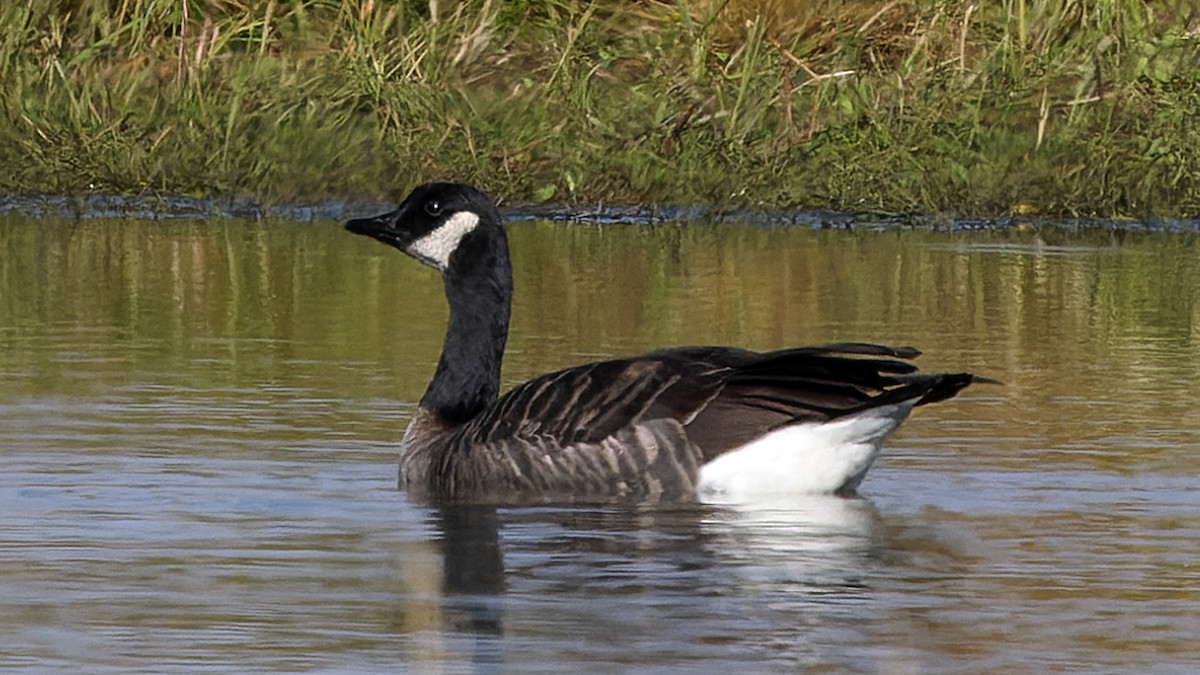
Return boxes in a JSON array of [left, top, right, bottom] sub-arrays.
[[1, 1, 1198, 216], [3, 214, 1198, 470]]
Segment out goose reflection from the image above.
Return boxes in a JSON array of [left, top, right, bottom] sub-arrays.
[[412, 494, 886, 671], [700, 495, 883, 589], [435, 504, 506, 671]]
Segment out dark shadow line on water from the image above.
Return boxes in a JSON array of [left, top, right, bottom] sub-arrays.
[[4, 192, 1200, 232], [436, 504, 506, 672]]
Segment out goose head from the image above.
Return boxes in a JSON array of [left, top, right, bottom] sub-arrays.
[[345, 182, 514, 428], [346, 182, 505, 274]]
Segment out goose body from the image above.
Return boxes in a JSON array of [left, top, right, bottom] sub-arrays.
[[347, 183, 977, 504]]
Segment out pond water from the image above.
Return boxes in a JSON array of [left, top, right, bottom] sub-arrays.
[[1, 214, 1198, 672]]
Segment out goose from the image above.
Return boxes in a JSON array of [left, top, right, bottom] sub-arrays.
[[347, 183, 977, 504]]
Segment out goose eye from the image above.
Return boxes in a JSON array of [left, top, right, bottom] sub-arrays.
[[424, 200, 442, 217]]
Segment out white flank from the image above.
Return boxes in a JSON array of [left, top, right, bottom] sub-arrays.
[[696, 401, 917, 502], [408, 211, 481, 271]]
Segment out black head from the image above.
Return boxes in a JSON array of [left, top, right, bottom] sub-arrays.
[[346, 183, 503, 273]]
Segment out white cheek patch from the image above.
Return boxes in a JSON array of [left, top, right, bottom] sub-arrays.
[[408, 211, 481, 271]]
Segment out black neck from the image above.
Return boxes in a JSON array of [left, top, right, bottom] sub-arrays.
[[420, 227, 512, 427]]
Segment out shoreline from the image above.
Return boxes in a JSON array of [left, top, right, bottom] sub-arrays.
[[4, 191, 1198, 232]]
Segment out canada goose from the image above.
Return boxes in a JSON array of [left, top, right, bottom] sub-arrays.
[[347, 183, 977, 504]]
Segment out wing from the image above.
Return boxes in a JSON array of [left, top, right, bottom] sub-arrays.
[[683, 343, 974, 461], [460, 342, 963, 454], [462, 354, 731, 446], [432, 343, 972, 499]]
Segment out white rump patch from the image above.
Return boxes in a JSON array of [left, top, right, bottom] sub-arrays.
[[697, 401, 916, 502], [408, 211, 480, 271]]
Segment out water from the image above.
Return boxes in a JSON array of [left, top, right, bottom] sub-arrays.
[[2, 215, 1198, 672]]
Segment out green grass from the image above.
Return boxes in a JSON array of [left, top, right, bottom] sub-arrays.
[[1, 0, 1198, 217]]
